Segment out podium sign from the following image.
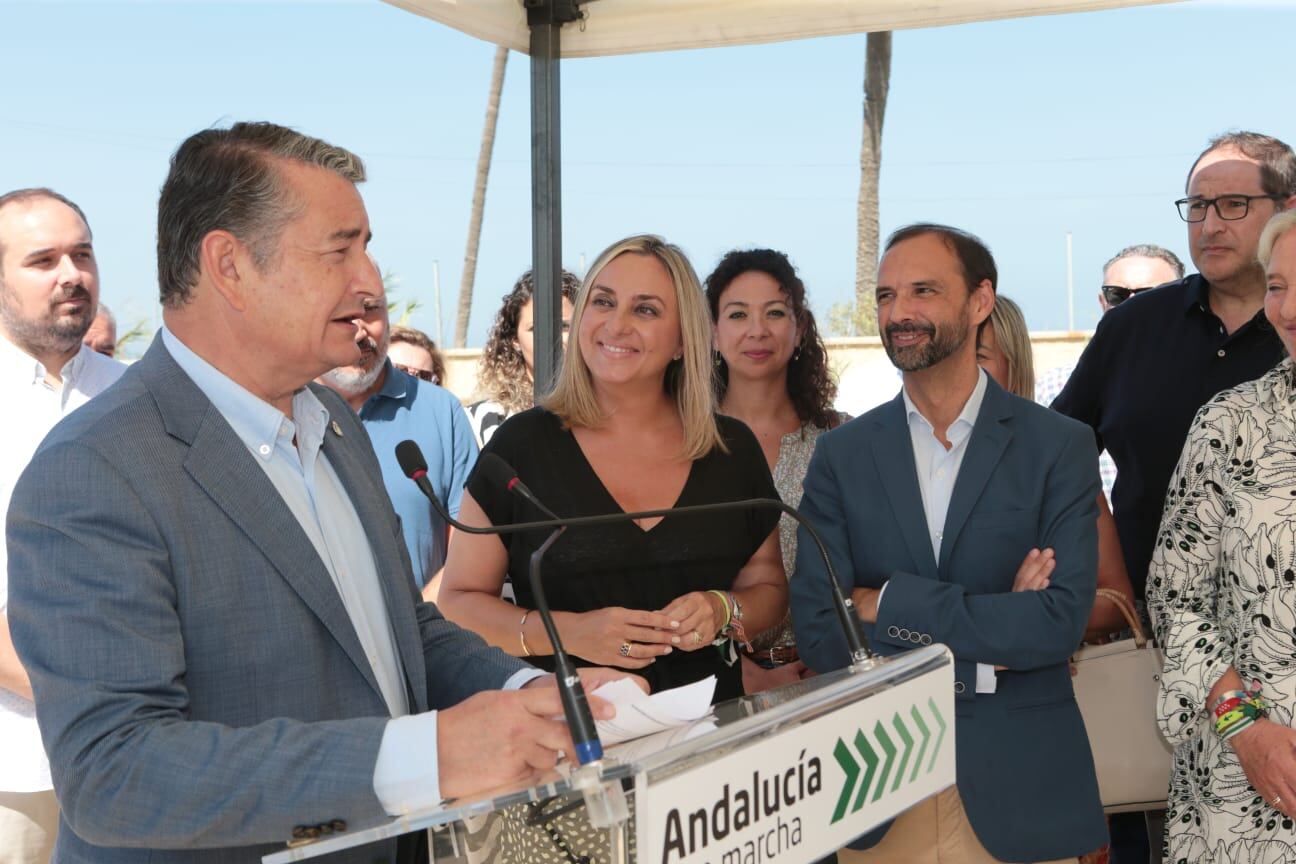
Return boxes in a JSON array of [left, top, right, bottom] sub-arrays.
[[263, 646, 955, 864], [635, 669, 953, 864]]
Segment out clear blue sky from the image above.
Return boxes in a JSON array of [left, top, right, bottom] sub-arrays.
[[2, 0, 1290, 352]]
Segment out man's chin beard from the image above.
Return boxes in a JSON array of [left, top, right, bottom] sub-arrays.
[[0, 309, 91, 358], [882, 316, 968, 373], [322, 356, 385, 395]]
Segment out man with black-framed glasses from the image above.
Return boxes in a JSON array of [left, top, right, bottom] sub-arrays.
[[1053, 133, 1294, 862], [1055, 131, 1295, 607]]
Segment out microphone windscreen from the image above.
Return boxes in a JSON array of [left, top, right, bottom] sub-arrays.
[[395, 440, 429, 478], [476, 453, 520, 491]]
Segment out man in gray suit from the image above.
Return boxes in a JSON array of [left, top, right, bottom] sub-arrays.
[[6, 122, 630, 864]]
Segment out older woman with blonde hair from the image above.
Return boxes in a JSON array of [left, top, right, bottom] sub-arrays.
[[1147, 208, 1296, 863], [439, 234, 787, 703]]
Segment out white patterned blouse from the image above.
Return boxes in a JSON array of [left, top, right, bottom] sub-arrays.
[[1148, 358, 1296, 864]]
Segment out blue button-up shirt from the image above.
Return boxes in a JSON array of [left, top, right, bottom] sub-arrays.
[[359, 361, 478, 589]]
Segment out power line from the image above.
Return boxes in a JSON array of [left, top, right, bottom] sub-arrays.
[[0, 116, 1195, 171]]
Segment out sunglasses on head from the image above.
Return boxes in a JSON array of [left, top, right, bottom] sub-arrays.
[[394, 363, 438, 384], [1101, 285, 1156, 307]]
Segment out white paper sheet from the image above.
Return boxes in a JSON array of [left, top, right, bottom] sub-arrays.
[[605, 718, 719, 763], [590, 675, 716, 745]]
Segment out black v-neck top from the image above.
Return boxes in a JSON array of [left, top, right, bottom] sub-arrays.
[[469, 407, 780, 702]]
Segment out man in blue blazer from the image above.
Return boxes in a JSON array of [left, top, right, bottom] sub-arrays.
[[6, 122, 631, 864], [792, 224, 1106, 863]]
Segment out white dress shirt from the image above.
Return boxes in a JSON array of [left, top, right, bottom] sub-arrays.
[[161, 330, 540, 815], [1, 336, 125, 793], [892, 368, 997, 694]]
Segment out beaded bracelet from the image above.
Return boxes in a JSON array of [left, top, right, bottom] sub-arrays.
[[1213, 687, 1267, 741]]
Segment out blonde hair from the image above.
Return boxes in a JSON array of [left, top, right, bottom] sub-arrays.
[[543, 234, 724, 460], [986, 295, 1035, 400], [1259, 209, 1296, 267]]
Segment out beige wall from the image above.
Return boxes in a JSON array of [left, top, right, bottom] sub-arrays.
[[440, 330, 1094, 409]]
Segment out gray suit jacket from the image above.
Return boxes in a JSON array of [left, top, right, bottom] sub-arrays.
[[7, 336, 529, 863]]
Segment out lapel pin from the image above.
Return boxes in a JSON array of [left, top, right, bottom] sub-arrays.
[[331, 420, 343, 438]]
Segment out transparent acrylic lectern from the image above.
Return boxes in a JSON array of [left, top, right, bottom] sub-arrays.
[[264, 644, 955, 864]]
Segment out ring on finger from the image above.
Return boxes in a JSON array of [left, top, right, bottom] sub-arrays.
[[691, 630, 703, 645], [1275, 795, 1284, 808], [619, 641, 632, 658]]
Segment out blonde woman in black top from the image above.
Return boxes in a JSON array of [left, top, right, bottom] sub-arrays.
[[440, 235, 787, 701]]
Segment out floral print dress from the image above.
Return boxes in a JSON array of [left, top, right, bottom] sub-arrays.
[[1147, 358, 1296, 864]]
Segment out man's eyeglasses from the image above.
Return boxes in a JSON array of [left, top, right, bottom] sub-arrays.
[[394, 363, 438, 384], [1101, 285, 1157, 306], [1175, 194, 1284, 223]]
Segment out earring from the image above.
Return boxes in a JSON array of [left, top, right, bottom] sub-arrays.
[[714, 352, 723, 368], [793, 345, 802, 361]]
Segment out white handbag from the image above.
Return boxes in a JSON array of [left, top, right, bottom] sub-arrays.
[[1071, 588, 1174, 813]]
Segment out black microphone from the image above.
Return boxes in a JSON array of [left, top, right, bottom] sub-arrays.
[[474, 452, 560, 522], [396, 442, 873, 667], [396, 442, 605, 764]]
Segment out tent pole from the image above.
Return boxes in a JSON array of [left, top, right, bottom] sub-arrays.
[[527, 0, 582, 399]]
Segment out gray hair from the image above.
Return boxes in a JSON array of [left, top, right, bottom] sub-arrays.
[[0, 187, 92, 270], [156, 121, 366, 309], [95, 302, 116, 328], [1102, 244, 1185, 281], [1258, 210, 1296, 268], [1187, 131, 1296, 198]]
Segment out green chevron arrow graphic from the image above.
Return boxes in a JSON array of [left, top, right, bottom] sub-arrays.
[[853, 728, 878, 813], [831, 737, 860, 823], [891, 714, 914, 792], [871, 720, 897, 802], [830, 697, 949, 822], [927, 697, 947, 774], [909, 705, 931, 783]]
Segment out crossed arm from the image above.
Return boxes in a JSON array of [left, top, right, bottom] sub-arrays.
[[793, 425, 1099, 674]]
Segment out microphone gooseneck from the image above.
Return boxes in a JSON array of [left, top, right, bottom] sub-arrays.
[[397, 440, 873, 666], [400, 442, 604, 763], [528, 528, 603, 764]]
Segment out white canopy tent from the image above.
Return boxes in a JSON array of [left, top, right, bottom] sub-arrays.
[[382, 0, 1174, 385], [383, 0, 1174, 57]]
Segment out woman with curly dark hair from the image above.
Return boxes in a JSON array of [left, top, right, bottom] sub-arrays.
[[468, 269, 579, 446], [705, 248, 846, 693]]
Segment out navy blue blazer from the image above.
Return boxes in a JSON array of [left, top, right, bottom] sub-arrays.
[[791, 377, 1107, 862]]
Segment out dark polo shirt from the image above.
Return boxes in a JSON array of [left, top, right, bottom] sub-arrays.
[[1052, 274, 1285, 599]]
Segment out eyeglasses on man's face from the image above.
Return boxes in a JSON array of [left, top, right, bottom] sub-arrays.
[[1175, 194, 1284, 223], [1101, 285, 1157, 306], [394, 363, 438, 384]]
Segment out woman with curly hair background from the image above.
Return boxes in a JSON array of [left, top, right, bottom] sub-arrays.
[[468, 269, 579, 446], [705, 247, 846, 694]]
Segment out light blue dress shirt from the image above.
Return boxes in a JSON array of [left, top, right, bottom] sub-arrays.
[[896, 368, 997, 693], [358, 360, 477, 589], [161, 329, 540, 815]]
